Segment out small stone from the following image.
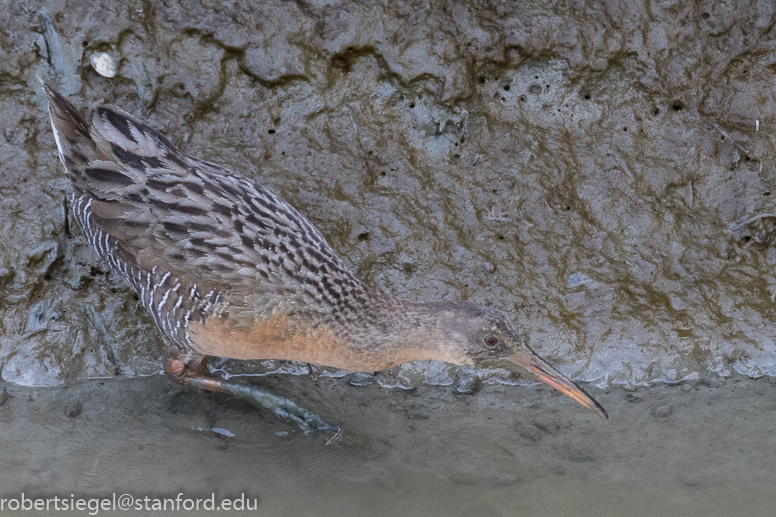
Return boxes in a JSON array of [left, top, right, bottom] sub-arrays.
[[345, 372, 374, 386], [564, 449, 595, 463], [625, 391, 643, 402], [90, 52, 116, 78], [66, 401, 82, 418], [651, 404, 673, 418], [517, 425, 542, 442], [453, 369, 481, 394]]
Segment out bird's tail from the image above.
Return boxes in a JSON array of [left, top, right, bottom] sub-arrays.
[[40, 80, 99, 181]]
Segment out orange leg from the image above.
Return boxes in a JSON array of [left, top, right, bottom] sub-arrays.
[[163, 356, 340, 442], [164, 357, 230, 394]]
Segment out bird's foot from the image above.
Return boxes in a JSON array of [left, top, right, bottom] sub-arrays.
[[198, 378, 341, 442], [165, 358, 341, 441]]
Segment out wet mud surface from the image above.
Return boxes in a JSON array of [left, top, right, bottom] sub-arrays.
[[2, 0, 776, 513], [3, 0, 776, 388]]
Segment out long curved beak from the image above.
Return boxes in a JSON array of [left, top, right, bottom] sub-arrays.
[[495, 351, 608, 419]]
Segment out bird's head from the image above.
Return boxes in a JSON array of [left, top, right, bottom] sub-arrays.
[[423, 302, 608, 419]]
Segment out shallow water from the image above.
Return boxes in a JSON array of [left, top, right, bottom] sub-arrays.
[[2, 374, 776, 516]]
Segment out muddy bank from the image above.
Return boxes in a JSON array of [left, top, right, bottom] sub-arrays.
[[3, 3, 776, 389]]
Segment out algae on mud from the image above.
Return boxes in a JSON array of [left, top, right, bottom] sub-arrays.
[[1, 1, 775, 391]]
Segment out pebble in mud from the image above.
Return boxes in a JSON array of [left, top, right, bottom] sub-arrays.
[[517, 425, 542, 442], [651, 404, 673, 418], [345, 372, 374, 386], [453, 369, 481, 394], [90, 52, 116, 78], [65, 401, 82, 418]]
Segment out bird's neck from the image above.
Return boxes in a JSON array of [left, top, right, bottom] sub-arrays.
[[341, 293, 472, 370]]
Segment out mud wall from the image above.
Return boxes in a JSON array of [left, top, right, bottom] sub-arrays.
[[1, 1, 775, 387]]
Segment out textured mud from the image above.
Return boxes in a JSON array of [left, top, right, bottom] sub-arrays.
[[3, 1, 776, 388]]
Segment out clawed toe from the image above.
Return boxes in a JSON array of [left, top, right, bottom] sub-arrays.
[[164, 357, 339, 439], [211, 379, 339, 437]]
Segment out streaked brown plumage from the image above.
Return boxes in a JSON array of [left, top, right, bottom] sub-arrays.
[[42, 83, 607, 420]]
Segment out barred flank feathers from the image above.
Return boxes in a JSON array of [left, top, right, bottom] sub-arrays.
[[41, 84, 370, 351]]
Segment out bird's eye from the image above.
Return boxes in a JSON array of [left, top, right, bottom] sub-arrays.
[[484, 335, 498, 346]]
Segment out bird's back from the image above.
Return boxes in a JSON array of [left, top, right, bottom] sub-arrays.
[[43, 85, 371, 356]]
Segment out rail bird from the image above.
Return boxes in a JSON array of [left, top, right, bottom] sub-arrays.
[[41, 83, 607, 429]]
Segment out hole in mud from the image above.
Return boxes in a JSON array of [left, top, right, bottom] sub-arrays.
[[654, 108, 660, 115], [478, 76, 485, 84], [701, 12, 710, 19], [503, 84, 511, 91], [409, 102, 415, 108], [672, 102, 683, 111], [584, 93, 591, 100], [357, 232, 370, 242], [267, 129, 275, 134]]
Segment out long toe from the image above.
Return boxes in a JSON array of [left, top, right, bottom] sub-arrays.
[[203, 378, 340, 439]]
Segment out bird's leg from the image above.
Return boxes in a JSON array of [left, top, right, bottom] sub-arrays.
[[164, 357, 340, 439], [164, 356, 228, 393]]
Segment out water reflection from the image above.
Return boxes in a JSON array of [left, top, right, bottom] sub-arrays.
[[2, 374, 775, 516]]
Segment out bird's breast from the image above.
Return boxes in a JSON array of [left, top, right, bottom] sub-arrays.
[[186, 311, 372, 369]]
